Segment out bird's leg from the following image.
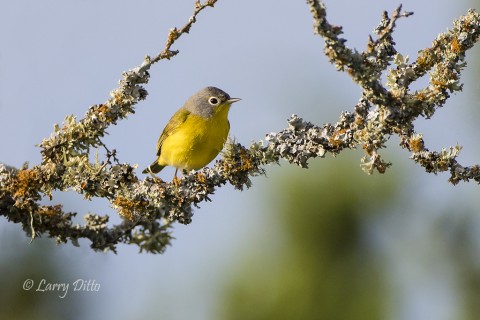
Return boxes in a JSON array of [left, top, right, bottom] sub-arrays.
[[172, 168, 181, 186]]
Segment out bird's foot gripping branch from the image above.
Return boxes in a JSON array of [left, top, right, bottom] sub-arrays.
[[1, 1, 480, 254]]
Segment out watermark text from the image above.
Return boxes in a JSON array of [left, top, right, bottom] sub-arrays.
[[23, 278, 100, 298]]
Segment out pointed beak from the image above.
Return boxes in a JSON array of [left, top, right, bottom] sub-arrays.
[[228, 98, 241, 104]]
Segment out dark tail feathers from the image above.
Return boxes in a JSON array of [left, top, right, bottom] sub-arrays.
[[142, 161, 165, 174]]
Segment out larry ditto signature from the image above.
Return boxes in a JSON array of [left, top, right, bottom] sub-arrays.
[[23, 278, 100, 298]]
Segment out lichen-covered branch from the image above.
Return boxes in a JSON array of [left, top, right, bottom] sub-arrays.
[[1, 1, 479, 254], [1, 0, 219, 253]]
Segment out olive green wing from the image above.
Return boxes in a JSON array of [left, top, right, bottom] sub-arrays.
[[156, 108, 191, 156]]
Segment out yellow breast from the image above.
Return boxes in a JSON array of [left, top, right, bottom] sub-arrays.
[[158, 107, 230, 170]]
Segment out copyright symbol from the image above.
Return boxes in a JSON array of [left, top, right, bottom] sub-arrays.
[[23, 279, 34, 290]]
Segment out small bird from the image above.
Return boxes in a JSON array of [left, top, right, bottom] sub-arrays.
[[142, 87, 241, 178]]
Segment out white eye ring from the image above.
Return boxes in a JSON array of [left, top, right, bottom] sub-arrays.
[[208, 96, 220, 106]]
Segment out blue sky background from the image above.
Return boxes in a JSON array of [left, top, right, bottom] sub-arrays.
[[1, 1, 480, 319]]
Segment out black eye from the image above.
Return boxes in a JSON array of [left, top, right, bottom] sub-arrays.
[[208, 97, 219, 105]]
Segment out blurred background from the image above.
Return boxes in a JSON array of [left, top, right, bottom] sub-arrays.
[[1, 0, 480, 319]]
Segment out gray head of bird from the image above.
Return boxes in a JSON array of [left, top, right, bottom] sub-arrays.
[[184, 86, 241, 118]]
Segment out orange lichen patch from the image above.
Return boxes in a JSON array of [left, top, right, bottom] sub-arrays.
[[354, 115, 364, 126], [112, 92, 124, 105], [96, 104, 115, 123], [416, 50, 428, 63], [166, 28, 179, 47], [431, 79, 448, 89], [450, 37, 462, 53], [432, 66, 458, 88], [415, 90, 426, 101], [347, 67, 354, 77], [97, 104, 110, 115], [195, 172, 207, 184], [362, 144, 374, 156], [329, 129, 347, 147], [416, 48, 435, 70], [238, 149, 254, 172], [408, 135, 424, 153], [112, 196, 148, 221], [7, 169, 40, 200], [38, 205, 62, 216], [462, 14, 472, 32], [223, 148, 254, 175]]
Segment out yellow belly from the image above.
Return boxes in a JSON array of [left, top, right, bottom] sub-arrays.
[[158, 112, 230, 170]]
